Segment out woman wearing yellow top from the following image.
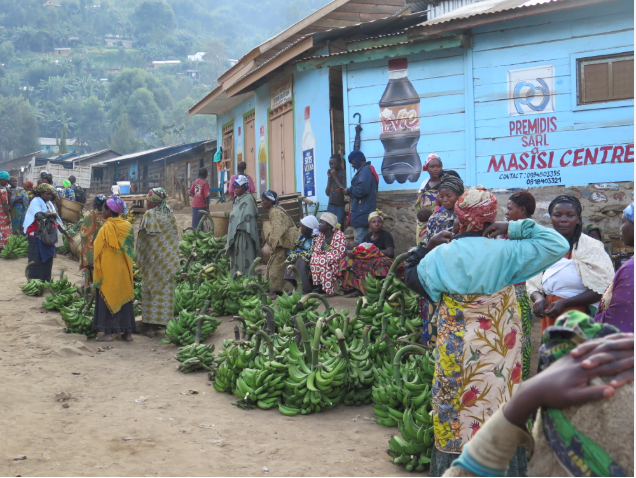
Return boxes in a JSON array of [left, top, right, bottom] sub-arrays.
[[92, 195, 136, 342]]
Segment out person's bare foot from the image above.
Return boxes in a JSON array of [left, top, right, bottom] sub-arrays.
[[122, 332, 133, 342], [144, 325, 157, 338], [96, 334, 114, 342]]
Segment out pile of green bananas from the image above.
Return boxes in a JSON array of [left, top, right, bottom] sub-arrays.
[[163, 306, 221, 346], [60, 290, 97, 338], [179, 227, 227, 261], [212, 335, 255, 393], [173, 280, 213, 315], [0, 235, 28, 259], [42, 272, 78, 311], [22, 279, 46, 296], [382, 346, 435, 472], [175, 343, 217, 373]]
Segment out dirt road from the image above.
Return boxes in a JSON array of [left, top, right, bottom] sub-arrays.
[[0, 254, 411, 477]]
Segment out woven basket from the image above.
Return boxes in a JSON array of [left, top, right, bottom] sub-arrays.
[[207, 212, 229, 237], [59, 197, 83, 223]]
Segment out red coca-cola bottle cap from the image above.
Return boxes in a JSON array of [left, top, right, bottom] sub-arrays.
[[388, 58, 408, 71], [304, 106, 310, 120], [260, 125, 265, 137]]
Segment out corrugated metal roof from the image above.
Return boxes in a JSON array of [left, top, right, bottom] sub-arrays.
[[415, 0, 562, 27]]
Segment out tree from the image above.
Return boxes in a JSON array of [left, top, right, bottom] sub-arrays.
[[0, 42, 15, 64], [110, 113, 139, 154], [0, 96, 39, 158], [59, 123, 69, 154], [77, 96, 108, 152], [130, 1, 176, 44], [126, 87, 164, 135]]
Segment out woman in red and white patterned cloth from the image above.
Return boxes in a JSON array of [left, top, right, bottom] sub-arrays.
[[309, 212, 347, 296]]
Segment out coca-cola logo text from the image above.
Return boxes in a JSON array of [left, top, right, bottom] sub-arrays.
[[380, 104, 420, 134]]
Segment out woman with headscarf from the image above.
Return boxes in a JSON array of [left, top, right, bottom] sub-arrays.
[[527, 195, 614, 332], [23, 181, 34, 200], [594, 202, 634, 333], [338, 209, 402, 297], [583, 223, 613, 257], [59, 180, 76, 201], [22, 183, 73, 280], [309, 212, 347, 296], [92, 195, 136, 342], [261, 189, 299, 294], [283, 215, 319, 293], [136, 188, 180, 338], [78, 195, 106, 286], [0, 172, 11, 249], [8, 176, 29, 235], [226, 176, 260, 276], [416, 154, 461, 244], [404, 185, 570, 476]]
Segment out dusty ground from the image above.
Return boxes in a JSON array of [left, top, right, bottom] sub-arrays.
[[0, 253, 413, 478]]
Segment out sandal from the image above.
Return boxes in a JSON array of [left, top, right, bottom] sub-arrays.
[[96, 336, 114, 342]]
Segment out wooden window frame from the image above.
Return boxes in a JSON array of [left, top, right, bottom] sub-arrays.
[[571, 48, 634, 112]]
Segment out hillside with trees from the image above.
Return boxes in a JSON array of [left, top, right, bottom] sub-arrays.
[[0, 0, 328, 158]]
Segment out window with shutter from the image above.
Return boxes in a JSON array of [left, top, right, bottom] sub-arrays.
[[578, 53, 634, 105]]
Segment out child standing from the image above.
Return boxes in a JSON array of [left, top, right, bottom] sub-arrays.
[[416, 207, 433, 245], [189, 168, 210, 228], [325, 154, 347, 228]]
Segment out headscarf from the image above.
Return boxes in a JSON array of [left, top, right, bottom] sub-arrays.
[[300, 215, 320, 236], [36, 183, 56, 195], [423, 153, 441, 171], [23, 181, 33, 191], [624, 202, 634, 223], [549, 195, 583, 252], [320, 212, 338, 229], [438, 174, 465, 196], [368, 209, 388, 223], [262, 189, 279, 206], [583, 223, 603, 239], [0, 171, 9, 181], [233, 175, 250, 190], [454, 185, 498, 233], [147, 187, 170, 213], [63, 179, 71, 188], [93, 194, 106, 210], [348, 150, 366, 168], [106, 195, 126, 214]]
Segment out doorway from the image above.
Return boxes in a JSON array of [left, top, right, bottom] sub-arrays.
[[268, 102, 295, 195], [329, 66, 345, 159], [244, 112, 256, 186]]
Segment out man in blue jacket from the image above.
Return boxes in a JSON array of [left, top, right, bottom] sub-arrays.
[[346, 150, 378, 243]]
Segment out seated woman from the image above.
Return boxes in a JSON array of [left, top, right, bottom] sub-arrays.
[[528, 195, 614, 332], [309, 212, 347, 297], [339, 210, 403, 297], [284, 215, 319, 294]]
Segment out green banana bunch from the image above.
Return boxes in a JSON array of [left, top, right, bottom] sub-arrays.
[[212, 339, 255, 393], [21, 279, 46, 297], [42, 272, 79, 311], [0, 235, 28, 259], [163, 309, 221, 346], [59, 289, 97, 338], [175, 343, 217, 373]]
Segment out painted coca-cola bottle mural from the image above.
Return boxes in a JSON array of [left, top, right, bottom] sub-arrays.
[[379, 58, 422, 184]]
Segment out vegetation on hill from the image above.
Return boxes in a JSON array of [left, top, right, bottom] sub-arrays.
[[0, 0, 328, 158]]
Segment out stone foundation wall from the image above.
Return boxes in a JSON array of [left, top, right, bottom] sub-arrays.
[[372, 182, 634, 256]]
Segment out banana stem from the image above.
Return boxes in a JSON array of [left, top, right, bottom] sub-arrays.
[[198, 211, 215, 236], [59, 270, 65, 280], [262, 305, 275, 335], [295, 321, 316, 346], [389, 292, 406, 327], [362, 325, 371, 348], [392, 344, 428, 387], [25, 261, 34, 280], [354, 297, 365, 318], [251, 333, 263, 361], [195, 300, 211, 345], [384, 334, 396, 364], [311, 320, 323, 369], [247, 283, 268, 307], [231, 316, 248, 341], [286, 264, 303, 297], [233, 325, 241, 341], [214, 248, 226, 263], [300, 292, 332, 314], [293, 316, 311, 360], [253, 330, 274, 361], [377, 252, 409, 308], [312, 201, 320, 217], [335, 328, 348, 360], [248, 257, 261, 277]]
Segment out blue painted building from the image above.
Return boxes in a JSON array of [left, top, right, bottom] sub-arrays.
[[191, 0, 633, 236]]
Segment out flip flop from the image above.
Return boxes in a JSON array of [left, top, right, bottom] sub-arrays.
[[96, 336, 114, 342]]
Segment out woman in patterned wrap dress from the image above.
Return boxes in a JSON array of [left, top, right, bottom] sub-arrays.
[[137, 188, 180, 338], [404, 186, 570, 477]]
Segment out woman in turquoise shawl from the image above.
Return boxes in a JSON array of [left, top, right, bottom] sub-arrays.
[[227, 175, 260, 275], [9, 177, 29, 235]]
